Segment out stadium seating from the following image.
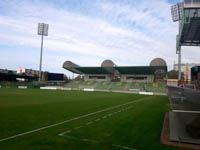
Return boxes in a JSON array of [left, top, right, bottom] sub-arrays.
[[110, 82, 126, 90], [64, 81, 82, 88], [0, 80, 166, 93], [64, 81, 97, 89], [129, 82, 145, 91], [63, 81, 167, 92], [95, 81, 112, 89], [145, 82, 166, 93], [128, 82, 166, 93]]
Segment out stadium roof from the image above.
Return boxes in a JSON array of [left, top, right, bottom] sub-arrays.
[[74, 67, 112, 75], [63, 61, 83, 74], [64, 66, 167, 75], [114, 66, 167, 75], [63, 59, 167, 75], [176, 4, 200, 49], [179, 15, 200, 46]]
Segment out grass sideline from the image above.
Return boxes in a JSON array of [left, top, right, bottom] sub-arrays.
[[0, 88, 190, 150]]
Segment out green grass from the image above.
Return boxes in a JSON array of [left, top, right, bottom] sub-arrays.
[[0, 88, 190, 150]]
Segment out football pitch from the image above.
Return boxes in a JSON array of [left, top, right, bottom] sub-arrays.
[[0, 88, 189, 150]]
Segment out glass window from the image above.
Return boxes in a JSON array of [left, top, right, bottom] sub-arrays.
[[184, 0, 192, 4]]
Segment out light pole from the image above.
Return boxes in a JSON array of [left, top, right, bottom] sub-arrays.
[[37, 23, 49, 82], [171, 3, 183, 80]]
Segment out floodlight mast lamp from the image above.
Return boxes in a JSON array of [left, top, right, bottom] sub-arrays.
[[37, 23, 49, 82]]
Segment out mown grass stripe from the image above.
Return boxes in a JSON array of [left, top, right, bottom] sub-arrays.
[[0, 96, 151, 142]]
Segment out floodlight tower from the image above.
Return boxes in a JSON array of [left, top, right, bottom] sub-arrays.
[[37, 23, 49, 82], [171, 2, 183, 80], [171, 0, 200, 80]]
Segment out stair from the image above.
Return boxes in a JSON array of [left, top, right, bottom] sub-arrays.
[[124, 82, 131, 91]]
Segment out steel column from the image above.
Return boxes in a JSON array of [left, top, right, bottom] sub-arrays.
[[178, 47, 182, 80], [39, 34, 44, 82]]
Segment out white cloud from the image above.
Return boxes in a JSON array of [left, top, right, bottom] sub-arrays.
[[0, 0, 199, 75]]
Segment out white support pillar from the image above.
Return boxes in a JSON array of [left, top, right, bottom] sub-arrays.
[[39, 34, 44, 82], [177, 47, 182, 80]]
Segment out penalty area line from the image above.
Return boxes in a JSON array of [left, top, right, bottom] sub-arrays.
[[0, 96, 151, 142]]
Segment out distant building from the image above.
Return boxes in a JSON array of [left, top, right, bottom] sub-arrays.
[[47, 73, 64, 82], [0, 69, 9, 73], [174, 63, 200, 81], [17, 68, 65, 82], [0, 68, 37, 82], [17, 67, 39, 76]]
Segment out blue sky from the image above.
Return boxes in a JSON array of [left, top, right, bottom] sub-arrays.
[[0, 0, 199, 77]]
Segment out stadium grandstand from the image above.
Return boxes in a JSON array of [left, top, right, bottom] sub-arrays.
[[63, 58, 167, 93]]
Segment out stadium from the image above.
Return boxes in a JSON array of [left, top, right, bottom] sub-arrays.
[[0, 0, 200, 150], [62, 58, 167, 93]]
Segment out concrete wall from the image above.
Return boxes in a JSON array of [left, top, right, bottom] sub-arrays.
[[84, 74, 111, 82], [120, 75, 154, 83], [167, 79, 178, 87]]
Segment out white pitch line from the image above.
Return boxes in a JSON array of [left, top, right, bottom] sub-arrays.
[[112, 144, 137, 150], [58, 130, 71, 136], [65, 135, 79, 140], [74, 126, 82, 130], [86, 121, 93, 125], [58, 133, 63, 136], [0, 97, 150, 142], [59, 106, 133, 136], [61, 134, 136, 150], [82, 138, 99, 143], [59, 106, 137, 150], [95, 118, 101, 122], [62, 134, 99, 143], [59, 107, 133, 137]]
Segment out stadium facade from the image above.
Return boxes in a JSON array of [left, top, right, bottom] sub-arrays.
[[63, 58, 167, 83]]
